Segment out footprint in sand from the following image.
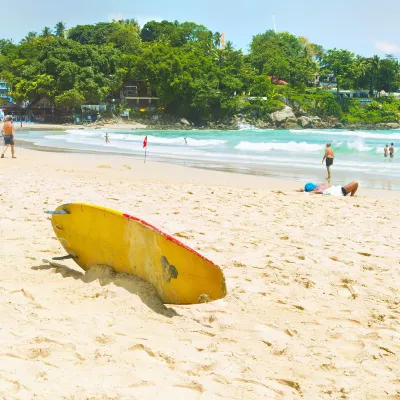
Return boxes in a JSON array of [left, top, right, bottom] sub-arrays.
[[129, 344, 175, 369], [97, 165, 112, 169]]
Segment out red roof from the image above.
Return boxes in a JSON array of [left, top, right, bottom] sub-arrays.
[[268, 76, 289, 85]]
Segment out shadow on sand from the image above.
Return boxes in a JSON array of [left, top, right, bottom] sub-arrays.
[[32, 261, 179, 318]]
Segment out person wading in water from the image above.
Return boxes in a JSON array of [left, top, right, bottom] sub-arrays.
[[322, 143, 334, 180]]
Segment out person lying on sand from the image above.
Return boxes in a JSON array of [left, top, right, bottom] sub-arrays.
[[297, 181, 358, 197]]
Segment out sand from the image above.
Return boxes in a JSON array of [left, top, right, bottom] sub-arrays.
[[17, 122, 147, 131], [0, 148, 399, 399]]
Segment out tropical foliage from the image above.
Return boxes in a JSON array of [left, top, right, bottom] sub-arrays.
[[1, 20, 400, 123]]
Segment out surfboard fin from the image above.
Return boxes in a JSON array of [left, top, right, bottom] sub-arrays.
[[52, 254, 78, 261], [45, 210, 70, 215]]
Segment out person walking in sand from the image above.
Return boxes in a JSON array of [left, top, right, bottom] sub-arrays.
[[384, 145, 389, 158], [389, 143, 395, 158], [322, 143, 334, 180], [1, 116, 16, 159], [105, 133, 110, 144]]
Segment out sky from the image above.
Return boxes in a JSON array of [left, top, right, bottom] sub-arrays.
[[2, 0, 400, 57]]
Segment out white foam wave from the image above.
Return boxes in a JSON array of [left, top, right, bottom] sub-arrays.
[[235, 141, 324, 152], [238, 123, 260, 131], [346, 139, 374, 152], [62, 130, 226, 147], [296, 129, 400, 140]]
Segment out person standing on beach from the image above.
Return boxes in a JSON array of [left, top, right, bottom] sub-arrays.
[[1, 117, 16, 159], [389, 143, 395, 158], [322, 143, 334, 180], [105, 133, 110, 144], [384, 145, 389, 158]]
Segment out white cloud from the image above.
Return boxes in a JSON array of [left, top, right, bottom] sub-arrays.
[[374, 40, 400, 54]]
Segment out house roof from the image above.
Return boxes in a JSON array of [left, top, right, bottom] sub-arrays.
[[29, 97, 54, 109], [0, 98, 20, 110]]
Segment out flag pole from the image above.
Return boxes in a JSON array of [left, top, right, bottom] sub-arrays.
[[143, 135, 148, 163]]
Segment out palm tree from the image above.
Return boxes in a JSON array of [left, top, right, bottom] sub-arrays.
[[55, 22, 66, 38], [213, 32, 222, 49], [225, 40, 234, 51], [41, 26, 53, 38], [353, 55, 368, 90], [21, 31, 37, 44], [366, 55, 381, 95]]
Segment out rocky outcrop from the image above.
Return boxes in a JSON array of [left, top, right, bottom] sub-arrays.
[[297, 115, 326, 129], [180, 118, 191, 126], [383, 122, 400, 129], [297, 116, 312, 128], [270, 106, 296, 125]]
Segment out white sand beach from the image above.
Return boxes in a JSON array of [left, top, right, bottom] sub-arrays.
[[0, 148, 399, 399]]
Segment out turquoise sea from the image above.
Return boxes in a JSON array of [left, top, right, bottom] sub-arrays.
[[19, 126, 400, 190]]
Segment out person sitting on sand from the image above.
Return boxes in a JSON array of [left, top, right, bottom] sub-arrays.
[[297, 181, 359, 197]]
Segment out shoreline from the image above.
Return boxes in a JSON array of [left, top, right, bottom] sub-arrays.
[[15, 134, 400, 193], [10, 145, 400, 198], [15, 120, 400, 132]]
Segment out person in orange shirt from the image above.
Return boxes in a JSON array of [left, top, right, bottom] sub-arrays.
[[1, 116, 16, 159]]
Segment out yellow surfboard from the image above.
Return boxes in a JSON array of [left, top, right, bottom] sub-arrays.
[[48, 203, 227, 305]]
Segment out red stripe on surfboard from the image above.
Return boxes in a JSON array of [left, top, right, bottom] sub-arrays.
[[122, 213, 217, 267]]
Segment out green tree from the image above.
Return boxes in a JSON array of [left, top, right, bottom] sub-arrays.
[[55, 89, 85, 110], [213, 32, 222, 48], [55, 22, 67, 38], [21, 32, 38, 44], [12, 74, 55, 103], [249, 30, 317, 86], [377, 55, 399, 93], [41, 27, 53, 38], [321, 49, 355, 94]]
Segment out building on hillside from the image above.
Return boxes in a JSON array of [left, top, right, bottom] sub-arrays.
[[27, 97, 55, 122], [27, 97, 72, 123], [119, 80, 159, 112], [325, 89, 374, 99], [0, 79, 12, 102], [0, 97, 22, 119], [314, 73, 337, 88]]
